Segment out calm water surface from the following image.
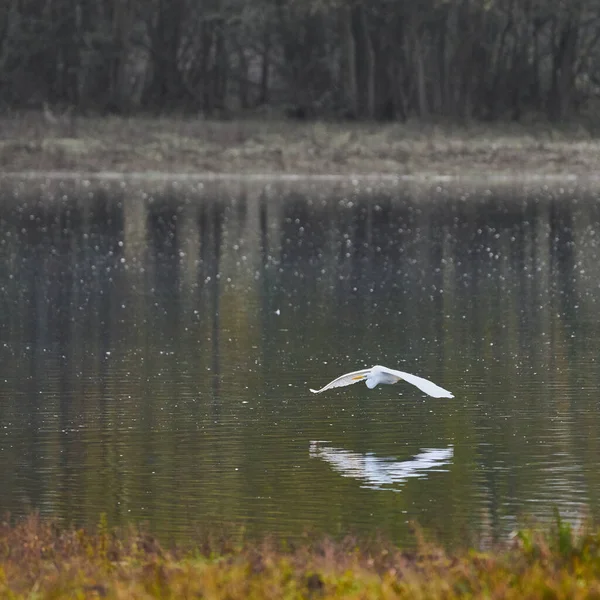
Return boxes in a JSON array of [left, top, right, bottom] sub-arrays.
[[1, 177, 599, 547]]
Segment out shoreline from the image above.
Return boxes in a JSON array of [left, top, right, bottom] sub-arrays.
[[0, 514, 596, 599], [1, 114, 599, 178], [1, 170, 598, 182]]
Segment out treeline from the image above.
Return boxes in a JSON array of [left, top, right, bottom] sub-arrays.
[[1, 0, 600, 122]]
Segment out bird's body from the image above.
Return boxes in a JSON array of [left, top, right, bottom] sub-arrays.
[[309, 365, 453, 398]]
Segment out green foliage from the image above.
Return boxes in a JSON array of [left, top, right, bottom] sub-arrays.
[[553, 508, 575, 560], [2, 513, 600, 598]]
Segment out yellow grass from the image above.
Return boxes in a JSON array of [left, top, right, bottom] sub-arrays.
[[1, 513, 600, 598], [1, 112, 599, 176]]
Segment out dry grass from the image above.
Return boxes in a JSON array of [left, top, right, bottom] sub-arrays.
[[0, 111, 599, 176], [1, 513, 600, 598]]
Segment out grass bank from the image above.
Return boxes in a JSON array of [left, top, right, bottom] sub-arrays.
[[1, 514, 599, 598], [1, 112, 599, 176]]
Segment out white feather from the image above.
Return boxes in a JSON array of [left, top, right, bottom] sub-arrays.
[[309, 368, 370, 394], [372, 365, 454, 398], [310, 364, 453, 398]]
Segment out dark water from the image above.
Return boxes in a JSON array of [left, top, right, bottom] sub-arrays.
[[1, 176, 600, 548]]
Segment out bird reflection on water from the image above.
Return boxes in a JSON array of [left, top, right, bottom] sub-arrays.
[[309, 442, 454, 491]]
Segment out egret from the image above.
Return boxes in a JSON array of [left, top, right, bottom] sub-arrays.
[[309, 365, 453, 398]]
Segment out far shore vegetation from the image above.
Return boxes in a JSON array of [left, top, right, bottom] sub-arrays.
[[1, 112, 600, 177], [1, 512, 599, 599], [4, 0, 600, 178]]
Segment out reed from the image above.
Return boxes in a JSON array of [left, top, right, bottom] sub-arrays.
[[0, 113, 598, 176], [0, 512, 599, 599]]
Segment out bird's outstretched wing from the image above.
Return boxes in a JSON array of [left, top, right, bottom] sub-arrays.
[[309, 369, 370, 394], [375, 365, 453, 398]]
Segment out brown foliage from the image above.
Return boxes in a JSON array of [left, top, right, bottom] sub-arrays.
[[1, 513, 600, 598]]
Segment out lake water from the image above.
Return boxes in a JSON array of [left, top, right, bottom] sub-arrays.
[[1, 176, 600, 548]]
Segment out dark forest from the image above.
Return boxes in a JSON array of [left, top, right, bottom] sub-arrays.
[[1, 0, 599, 123]]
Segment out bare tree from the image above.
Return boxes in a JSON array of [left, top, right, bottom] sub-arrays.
[[2, 0, 600, 122]]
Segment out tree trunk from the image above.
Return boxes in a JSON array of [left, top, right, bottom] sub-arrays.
[[145, 0, 186, 110], [237, 44, 249, 109], [201, 20, 214, 114], [259, 32, 271, 105], [414, 35, 429, 118], [108, 0, 134, 111], [357, 5, 375, 119], [551, 15, 579, 120], [214, 21, 228, 111], [340, 5, 358, 117]]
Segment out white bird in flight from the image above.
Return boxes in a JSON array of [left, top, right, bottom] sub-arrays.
[[309, 365, 453, 398]]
